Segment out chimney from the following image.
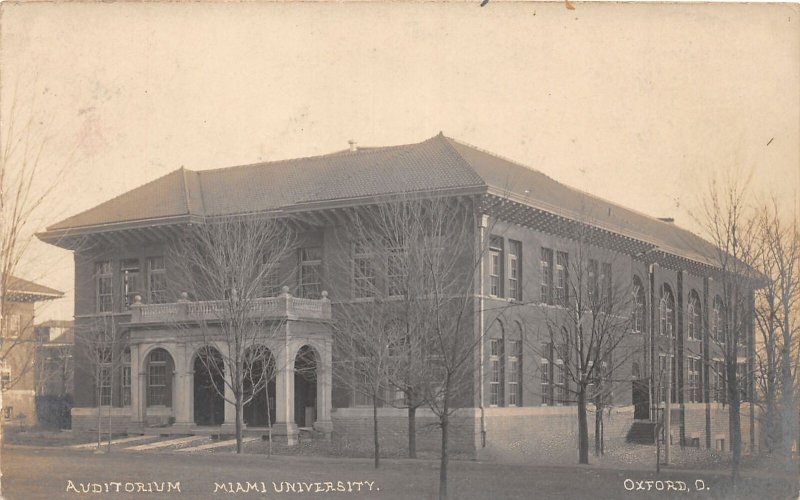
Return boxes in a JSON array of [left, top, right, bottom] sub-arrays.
[[348, 140, 358, 152], [657, 217, 675, 224]]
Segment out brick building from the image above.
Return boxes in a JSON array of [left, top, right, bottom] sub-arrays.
[[37, 134, 757, 458], [1, 276, 64, 425]]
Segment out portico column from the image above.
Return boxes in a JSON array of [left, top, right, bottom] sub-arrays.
[[222, 358, 236, 430], [313, 339, 333, 437], [129, 343, 143, 431], [173, 343, 193, 428], [273, 339, 298, 445]]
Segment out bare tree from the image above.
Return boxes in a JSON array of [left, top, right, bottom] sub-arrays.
[[532, 229, 636, 465], [169, 215, 295, 453], [695, 174, 760, 484], [753, 198, 800, 465], [75, 311, 124, 451]]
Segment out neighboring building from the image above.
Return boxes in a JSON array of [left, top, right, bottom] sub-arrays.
[[1, 276, 64, 425], [37, 134, 757, 458], [34, 320, 75, 398]]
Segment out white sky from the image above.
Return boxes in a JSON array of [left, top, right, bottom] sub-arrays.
[[1, 1, 798, 322]]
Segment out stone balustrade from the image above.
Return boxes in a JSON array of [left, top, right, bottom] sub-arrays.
[[129, 286, 331, 324]]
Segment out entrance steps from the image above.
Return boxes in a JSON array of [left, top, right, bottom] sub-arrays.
[[626, 421, 657, 444]]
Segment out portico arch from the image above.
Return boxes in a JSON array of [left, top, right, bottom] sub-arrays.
[[243, 345, 276, 427], [193, 346, 225, 426], [294, 345, 319, 428]]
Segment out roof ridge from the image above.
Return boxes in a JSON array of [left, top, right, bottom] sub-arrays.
[[194, 137, 438, 175]]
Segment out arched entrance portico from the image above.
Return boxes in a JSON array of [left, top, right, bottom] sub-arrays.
[[193, 347, 225, 426], [294, 345, 318, 428], [244, 346, 277, 427]]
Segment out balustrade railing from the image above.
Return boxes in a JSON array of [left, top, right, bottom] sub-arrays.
[[129, 287, 331, 323]]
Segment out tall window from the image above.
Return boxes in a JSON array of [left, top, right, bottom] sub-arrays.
[[555, 251, 569, 307], [659, 285, 675, 338], [3, 314, 20, 338], [632, 276, 645, 333], [712, 296, 725, 344], [299, 247, 322, 299], [601, 262, 612, 312], [687, 292, 701, 341], [555, 337, 569, 404], [120, 259, 140, 309], [714, 360, 726, 403], [387, 243, 407, 297], [688, 356, 700, 403], [508, 240, 522, 302], [588, 259, 599, 304], [260, 253, 282, 297], [147, 257, 167, 304], [489, 336, 504, 407], [147, 348, 170, 407], [121, 347, 131, 407], [540, 342, 552, 405], [737, 363, 748, 402], [352, 242, 376, 299], [98, 348, 112, 406], [540, 247, 554, 305], [95, 261, 113, 313], [489, 237, 504, 298], [658, 354, 671, 402], [508, 339, 522, 406]]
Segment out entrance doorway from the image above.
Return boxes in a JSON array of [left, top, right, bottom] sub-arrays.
[[294, 345, 318, 428], [193, 347, 225, 426], [243, 346, 276, 427]]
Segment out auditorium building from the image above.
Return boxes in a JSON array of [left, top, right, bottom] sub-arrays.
[[38, 133, 757, 459]]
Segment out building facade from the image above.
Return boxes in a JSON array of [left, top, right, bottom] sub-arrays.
[[38, 134, 757, 457], [1, 276, 64, 425]]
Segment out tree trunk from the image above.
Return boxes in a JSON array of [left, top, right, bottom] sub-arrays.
[[594, 405, 600, 456], [577, 387, 589, 464], [438, 400, 449, 500], [372, 393, 380, 469], [408, 405, 417, 459], [235, 395, 243, 454]]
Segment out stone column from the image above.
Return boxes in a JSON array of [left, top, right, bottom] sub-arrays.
[[128, 343, 143, 432], [173, 343, 193, 429], [273, 339, 298, 445], [313, 339, 333, 437]]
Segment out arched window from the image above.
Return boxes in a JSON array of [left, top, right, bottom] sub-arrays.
[[147, 348, 173, 407], [489, 321, 505, 407], [712, 296, 725, 344], [687, 291, 701, 341], [659, 285, 675, 338], [632, 276, 646, 333]]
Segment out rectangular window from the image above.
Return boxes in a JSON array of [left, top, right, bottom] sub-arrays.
[[260, 253, 282, 297], [737, 363, 747, 402], [555, 343, 568, 404], [147, 257, 167, 304], [121, 348, 132, 407], [95, 261, 113, 313], [1, 370, 10, 390], [99, 364, 112, 406], [352, 243, 376, 299], [3, 314, 21, 338], [508, 340, 522, 406], [588, 259, 599, 305], [120, 259, 140, 309], [387, 244, 407, 297], [714, 361, 726, 403], [658, 354, 668, 403], [489, 339, 504, 406], [555, 251, 569, 307], [540, 247, 554, 305], [601, 262, 612, 312], [508, 240, 522, 302], [540, 342, 552, 405], [489, 237, 503, 298], [353, 370, 372, 407], [299, 247, 322, 299], [688, 357, 700, 403]]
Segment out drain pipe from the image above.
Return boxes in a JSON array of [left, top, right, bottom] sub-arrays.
[[478, 214, 488, 448]]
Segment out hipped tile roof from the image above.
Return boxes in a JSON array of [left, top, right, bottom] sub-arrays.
[[42, 133, 719, 267]]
